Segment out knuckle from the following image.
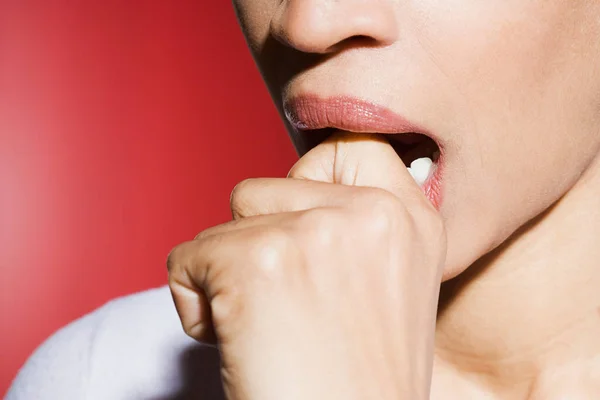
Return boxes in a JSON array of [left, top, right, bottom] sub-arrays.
[[295, 208, 342, 248], [194, 225, 222, 241], [247, 227, 295, 278], [182, 322, 201, 341], [210, 284, 245, 333], [166, 242, 186, 273], [356, 188, 406, 236], [229, 178, 257, 219], [194, 230, 209, 241]]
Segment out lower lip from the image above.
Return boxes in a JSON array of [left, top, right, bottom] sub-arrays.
[[421, 153, 444, 211]]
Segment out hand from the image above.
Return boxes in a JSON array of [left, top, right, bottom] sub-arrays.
[[167, 132, 447, 400]]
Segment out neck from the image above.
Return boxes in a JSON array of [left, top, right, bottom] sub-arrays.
[[435, 154, 600, 397]]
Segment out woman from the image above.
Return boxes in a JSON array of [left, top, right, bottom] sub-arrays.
[[7, 0, 600, 398]]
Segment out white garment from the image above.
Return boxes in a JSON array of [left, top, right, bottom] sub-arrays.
[[6, 286, 225, 400]]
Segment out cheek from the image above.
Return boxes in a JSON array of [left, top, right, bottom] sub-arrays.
[[414, 0, 579, 107], [233, 0, 276, 53], [416, 1, 600, 277]]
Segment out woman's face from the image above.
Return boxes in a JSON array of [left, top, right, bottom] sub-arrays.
[[233, 0, 600, 279]]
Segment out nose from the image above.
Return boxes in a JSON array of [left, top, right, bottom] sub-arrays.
[[270, 0, 398, 54]]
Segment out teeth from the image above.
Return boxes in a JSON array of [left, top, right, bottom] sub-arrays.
[[407, 157, 433, 186]]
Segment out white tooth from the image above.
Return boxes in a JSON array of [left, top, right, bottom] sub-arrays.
[[409, 157, 433, 186]]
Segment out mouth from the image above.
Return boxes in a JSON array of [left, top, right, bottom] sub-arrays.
[[284, 95, 445, 209], [386, 132, 441, 184]]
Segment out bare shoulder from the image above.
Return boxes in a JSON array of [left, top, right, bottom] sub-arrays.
[[7, 286, 225, 400]]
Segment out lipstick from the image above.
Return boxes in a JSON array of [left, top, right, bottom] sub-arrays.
[[284, 95, 445, 209]]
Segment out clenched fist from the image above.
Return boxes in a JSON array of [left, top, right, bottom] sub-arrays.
[[167, 132, 447, 400]]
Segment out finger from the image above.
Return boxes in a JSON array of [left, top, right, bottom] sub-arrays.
[[229, 178, 352, 219], [167, 218, 299, 344], [169, 212, 287, 344], [167, 269, 218, 345], [199, 202, 328, 240], [288, 132, 427, 204], [230, 133, 429, 219], [167, 239, 218, 344]]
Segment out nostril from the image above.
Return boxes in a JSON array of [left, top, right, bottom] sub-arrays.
[[269, 1, 398, 55], [326, 35, 381, 52]]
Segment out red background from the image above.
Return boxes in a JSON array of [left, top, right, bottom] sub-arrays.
[[0, 2, 296, 394]]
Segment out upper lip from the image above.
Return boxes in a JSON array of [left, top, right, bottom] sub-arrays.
[[283, 95, 431, 138]]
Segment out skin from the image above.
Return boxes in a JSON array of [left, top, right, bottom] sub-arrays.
[[168, 0, 600, 398], [170, 137, 447, 399]]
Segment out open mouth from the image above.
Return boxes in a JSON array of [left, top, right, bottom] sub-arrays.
[[284, 95, 445, 209], [305, 128, 441, 188], [386, 132, 441, 187]]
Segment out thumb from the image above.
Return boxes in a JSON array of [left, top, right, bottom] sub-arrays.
[[288, 132, 426, 203]]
